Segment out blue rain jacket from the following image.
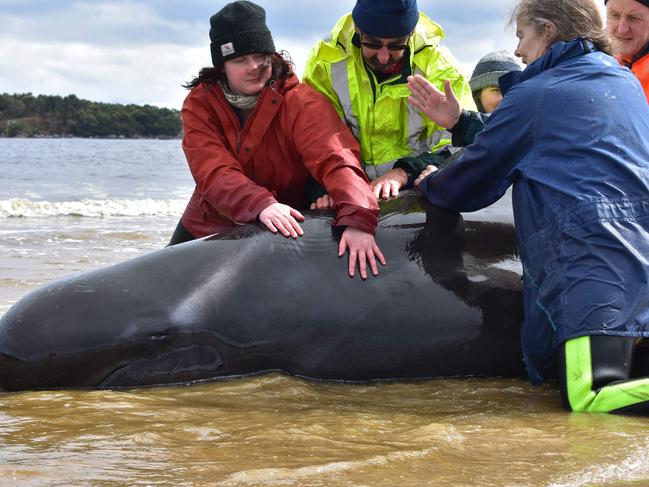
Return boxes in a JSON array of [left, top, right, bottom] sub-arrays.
[[419, 39, 649, 385]]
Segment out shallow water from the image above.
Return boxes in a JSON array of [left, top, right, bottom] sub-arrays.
[[1, 139, 648, 486], [1, 376, 649, 486]]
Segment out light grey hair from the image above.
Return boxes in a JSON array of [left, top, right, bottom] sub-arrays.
[[509, 0, 613, 55]]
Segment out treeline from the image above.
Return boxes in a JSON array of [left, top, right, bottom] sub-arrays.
[[0, 93, 182, 138]]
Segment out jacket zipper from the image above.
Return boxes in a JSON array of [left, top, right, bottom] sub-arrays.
[[237, 81, 278, 154]]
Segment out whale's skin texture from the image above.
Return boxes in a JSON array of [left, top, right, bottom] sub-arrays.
[[0, 193, 525, 391]]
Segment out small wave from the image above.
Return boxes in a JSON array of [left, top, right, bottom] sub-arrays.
[[549, 437, 649, 487], [220, 447, 436, 485], [0, 198, 186, 218]]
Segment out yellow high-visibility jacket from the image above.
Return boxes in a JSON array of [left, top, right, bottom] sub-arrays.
[[303, 12, 475, 179]]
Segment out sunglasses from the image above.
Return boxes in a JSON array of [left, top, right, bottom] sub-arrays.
[[359, 34, 410, 52]]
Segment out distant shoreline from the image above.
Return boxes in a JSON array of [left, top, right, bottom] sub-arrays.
[[0, 134, 181, 140], [1, 93, 182, 139]]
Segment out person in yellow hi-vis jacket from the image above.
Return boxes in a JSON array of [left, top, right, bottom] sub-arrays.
[[303, 0, 474, 207]]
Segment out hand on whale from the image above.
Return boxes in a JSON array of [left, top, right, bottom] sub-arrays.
[[259, 202, 305, 238], [338, 227, 386, 279], [370, 168, 409, 200], [415, 165, 439, 187], [309, 194, 335, 209], [259, 202, 386, 279]]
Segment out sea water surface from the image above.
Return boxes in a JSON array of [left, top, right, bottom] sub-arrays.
[[1, 138, 648, 486]]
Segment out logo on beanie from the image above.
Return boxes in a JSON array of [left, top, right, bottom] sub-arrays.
[[220, 42, 235, 57]]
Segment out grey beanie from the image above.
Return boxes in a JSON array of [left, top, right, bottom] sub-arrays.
[[469, 50, 521, 94]]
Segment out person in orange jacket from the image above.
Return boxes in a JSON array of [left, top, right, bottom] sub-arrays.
[[169, 1, 385, 279], [606, 0, 649, 102]]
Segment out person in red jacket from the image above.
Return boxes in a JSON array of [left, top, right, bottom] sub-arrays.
[[169, 1, 385, 279], [606, 0, 649, 102]]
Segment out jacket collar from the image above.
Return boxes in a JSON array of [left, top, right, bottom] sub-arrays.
[[280, 73, 300, 95], [624, 42, 649, 68], [499, 38, 596, 95]]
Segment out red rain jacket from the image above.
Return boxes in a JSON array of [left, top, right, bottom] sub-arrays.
[[180, 73, 379, 237]]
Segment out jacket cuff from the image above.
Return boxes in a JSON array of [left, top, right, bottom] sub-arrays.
[[331, 206, 379, 236], [393, 159, 418, 189], [451, 110, 472, 147], [451, 109, 488, 147]]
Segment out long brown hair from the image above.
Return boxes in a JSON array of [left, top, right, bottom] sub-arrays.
[[183, 51, 294, 90], [509, 0, 613, 55]]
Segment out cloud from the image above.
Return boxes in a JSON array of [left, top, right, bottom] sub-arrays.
[[0, 1, 203, 46], [0, 37, 205, 108]]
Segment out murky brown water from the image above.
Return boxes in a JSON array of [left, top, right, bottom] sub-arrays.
[[1, 375, 648, 486]]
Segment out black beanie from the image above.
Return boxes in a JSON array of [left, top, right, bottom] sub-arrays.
[[209, 1, 276, 66]]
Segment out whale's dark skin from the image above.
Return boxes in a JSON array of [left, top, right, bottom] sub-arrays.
[[0, 192, 525, 391]]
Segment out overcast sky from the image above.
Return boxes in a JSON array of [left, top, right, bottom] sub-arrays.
[[0, 1, 605, 109]]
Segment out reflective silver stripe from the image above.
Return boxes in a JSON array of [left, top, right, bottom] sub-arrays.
[[407, 67, 427, 153], [363, 161, 395, 180], [406, 102, 429, 153], [330, 60, 360, 138], [407, 68, 451, 154], [408, 121, 451, 155]]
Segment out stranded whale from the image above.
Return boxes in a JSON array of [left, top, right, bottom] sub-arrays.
[[0, 192, 524, 391]]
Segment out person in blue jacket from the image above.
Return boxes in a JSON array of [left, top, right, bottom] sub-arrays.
[[407, 0, 649, 414]]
